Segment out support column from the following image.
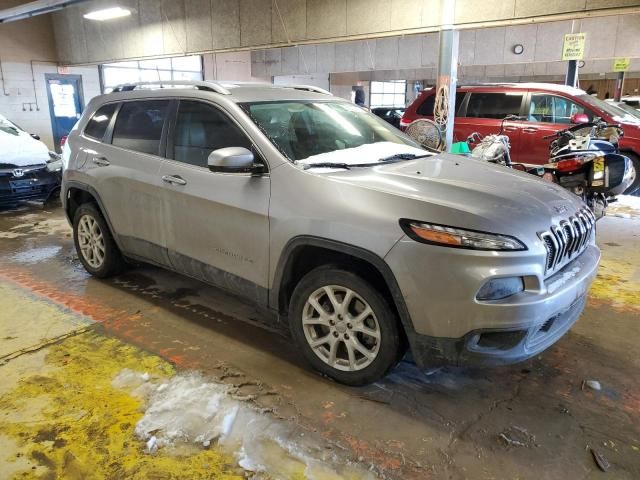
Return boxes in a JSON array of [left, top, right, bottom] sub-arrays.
[[614, 71, 625, 101], [435, 0, 459, 152], [565, 60, 578, 87]]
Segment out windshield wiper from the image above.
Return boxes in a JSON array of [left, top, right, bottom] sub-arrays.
[[377, 153, 432, 163], [303, 162, 351, 170]]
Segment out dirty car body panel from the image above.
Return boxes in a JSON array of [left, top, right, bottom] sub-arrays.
[[62, 82, 600, 372]]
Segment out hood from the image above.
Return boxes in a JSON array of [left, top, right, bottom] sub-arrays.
[[321, 153, 584, 235], [0, 115, 50, 166]]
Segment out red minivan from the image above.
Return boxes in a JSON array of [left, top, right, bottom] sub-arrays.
[[402, 83, 640, 194]]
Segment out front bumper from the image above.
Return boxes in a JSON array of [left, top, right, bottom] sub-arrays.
[[385, 237, 600, 367], [0, 167, 61, 207]]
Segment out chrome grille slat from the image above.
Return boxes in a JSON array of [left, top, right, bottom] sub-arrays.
[[539, 207, 593, 274]]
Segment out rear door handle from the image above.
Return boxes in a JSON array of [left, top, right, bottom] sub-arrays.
[[503, 126, 519, 132], [162, 175, 187, 186], [523, 127, 539, 133], [92, 156, 110, 166]]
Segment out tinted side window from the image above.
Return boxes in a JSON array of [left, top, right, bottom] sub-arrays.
[[464, 92, 524, 119], [528, 94, 593, 124], [84, 104, 117, 140], [173, 100, 252, 168], [417, 93, 465, 116], [112, 100, 169, 155]]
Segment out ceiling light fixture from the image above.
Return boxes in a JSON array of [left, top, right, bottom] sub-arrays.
[[83, 7, 131, 21]]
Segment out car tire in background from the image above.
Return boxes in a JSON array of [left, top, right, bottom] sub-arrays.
[[73, 203, 126, 278], [624, 153, 640, 195], [289, 266, 404, 386]]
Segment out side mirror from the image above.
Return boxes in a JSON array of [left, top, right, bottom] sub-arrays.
[[207, 147, 261, 173], [570, 113, 589, 124], [30, 133, 41, 140]]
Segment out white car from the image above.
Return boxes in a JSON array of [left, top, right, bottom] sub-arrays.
[[0, 114, 61, 207]]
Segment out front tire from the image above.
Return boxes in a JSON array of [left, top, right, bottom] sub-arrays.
[[623, 152, 640, 195], [289, 266, 403, 386], [73, 203, 126, 278]]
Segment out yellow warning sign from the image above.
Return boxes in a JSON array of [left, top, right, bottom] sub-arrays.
[[561, 33, 586, 61], [613, 58, 631, 72]]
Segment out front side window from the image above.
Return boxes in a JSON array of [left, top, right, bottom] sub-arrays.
[[242, 101, 420, 162], [464, 92, 524, 119], [528, 94, 592, 124], [112, 100, 169, 155], [173, 100, 252, 168], [84, 103, 117, 140]]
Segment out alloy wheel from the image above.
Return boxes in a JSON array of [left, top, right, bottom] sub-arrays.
[[77, 214, 106, 269], [302, 285, 381, 372]]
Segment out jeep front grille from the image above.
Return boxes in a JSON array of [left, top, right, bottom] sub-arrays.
[[539, 207, 595, 274]]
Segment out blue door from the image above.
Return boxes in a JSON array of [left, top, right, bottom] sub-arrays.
[[45, 74, 84, 152]]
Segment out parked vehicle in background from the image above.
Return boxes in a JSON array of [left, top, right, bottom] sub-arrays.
[[62, 81, 599, 385], [606, 100, 640, 120], [371, 107, 405, 129], [402, 83, 640, 194], [0, 113, 62, 207], [620, 96, 640, 111]]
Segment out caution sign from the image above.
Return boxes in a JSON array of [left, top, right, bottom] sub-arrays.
[[561, 33, 586, 61], [613, 58, 631, 72]]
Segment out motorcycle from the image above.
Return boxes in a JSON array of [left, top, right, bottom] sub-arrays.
[[454, 116, 635, 218]]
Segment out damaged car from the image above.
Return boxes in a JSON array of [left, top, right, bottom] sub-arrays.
[[0, 113, 62, 208], [61, 81, 600, 385]]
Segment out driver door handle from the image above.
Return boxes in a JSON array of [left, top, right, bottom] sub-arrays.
[[92, 156, 110, 166], [503, 126, 519, 132], [523, 127, 539, 133], [162, 175, 187, 186]]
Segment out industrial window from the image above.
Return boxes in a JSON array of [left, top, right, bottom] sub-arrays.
[[369, 81, 406, 108], [100, 56, 203, 92], [84, 103, 117, 140], [112, 100, 170, 156], [464, 92, 524, 119], [528, 94, 593, 124], [173, 101, 252, 168]]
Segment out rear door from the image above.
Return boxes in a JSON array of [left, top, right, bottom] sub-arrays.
[[86, 99, 172, 265], [455, 90, 526, 155], [519, 92, 596, 165], [159, 99, 270, 303]]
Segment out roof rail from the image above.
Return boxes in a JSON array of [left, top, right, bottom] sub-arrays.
[[283, 84, 332, 95], [108, 80, 231, 95]]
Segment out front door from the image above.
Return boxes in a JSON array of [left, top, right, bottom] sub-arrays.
[[518, 92, 596, 165], [160, 99, 270, 304], [45, 74, 84, 152]]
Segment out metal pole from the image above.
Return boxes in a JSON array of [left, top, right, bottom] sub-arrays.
[[614, 71, 625, 101], [565, 60, 578, 87], [436, 0, 459, 152]]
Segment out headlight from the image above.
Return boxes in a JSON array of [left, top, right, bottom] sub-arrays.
[[400, 219, 527, 251]]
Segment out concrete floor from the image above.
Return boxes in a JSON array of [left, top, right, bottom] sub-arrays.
[[0, 203, 639, 479]]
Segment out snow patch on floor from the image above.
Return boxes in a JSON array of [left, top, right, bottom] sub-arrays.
[[609, 194, 640, 218], [113, 370, 376, 480]]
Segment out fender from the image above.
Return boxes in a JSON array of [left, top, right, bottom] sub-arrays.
[[270, 235, 421, 348], [62, 180, 124, 252]]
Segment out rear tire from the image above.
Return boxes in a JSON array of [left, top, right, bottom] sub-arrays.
[[288, 266, 403, 386], [73, 203, 126, 278], [623, 152, 640, 195]]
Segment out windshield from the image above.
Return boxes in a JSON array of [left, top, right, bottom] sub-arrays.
[[579, 95, 640, 125], [0, 114, 23, 137], [241, 100, 423, 165]]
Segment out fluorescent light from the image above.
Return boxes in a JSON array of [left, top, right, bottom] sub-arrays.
[[83, 7, 131, 21]]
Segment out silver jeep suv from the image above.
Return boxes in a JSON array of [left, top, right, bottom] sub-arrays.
[[62, 81, 600, 385]]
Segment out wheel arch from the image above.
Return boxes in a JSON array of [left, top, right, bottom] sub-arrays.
[[64, 181, 123, 251], [271, 236, 418, 342]]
